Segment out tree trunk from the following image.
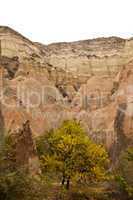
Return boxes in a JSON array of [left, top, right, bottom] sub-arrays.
[[66, 176, 70, 190], [62, 176, 65, 185]]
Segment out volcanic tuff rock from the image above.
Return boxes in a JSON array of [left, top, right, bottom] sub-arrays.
[[6, 120, 40, 174], [0, 26, 133, 160]]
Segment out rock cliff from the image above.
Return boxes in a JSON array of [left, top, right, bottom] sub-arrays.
[[0, 26, 133, 160]]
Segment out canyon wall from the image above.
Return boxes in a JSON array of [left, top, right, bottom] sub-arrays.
[[0, 26, 133, 160]]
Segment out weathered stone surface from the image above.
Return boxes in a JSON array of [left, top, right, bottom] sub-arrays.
[[0, 26, 45, 63], [10, 120, 40, 174], [0, 26, 132, 161]]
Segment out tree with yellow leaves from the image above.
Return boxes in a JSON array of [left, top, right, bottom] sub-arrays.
[[37, 120, 109, 190]]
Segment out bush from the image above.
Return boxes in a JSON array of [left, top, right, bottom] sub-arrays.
[[0, 135, 50, 200], [0, 170, 47, 200], [115, 147, 133, 199]]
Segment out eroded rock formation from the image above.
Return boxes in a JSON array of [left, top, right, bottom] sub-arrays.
[[9, 120, 40, 174], [0, 26, 133, 162]]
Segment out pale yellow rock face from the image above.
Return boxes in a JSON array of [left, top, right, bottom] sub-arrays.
[[0, 26, 44, 63], [45, 37, 131, 77]]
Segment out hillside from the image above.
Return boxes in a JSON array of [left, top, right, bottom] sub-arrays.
[[0, 26, 132, 160]]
